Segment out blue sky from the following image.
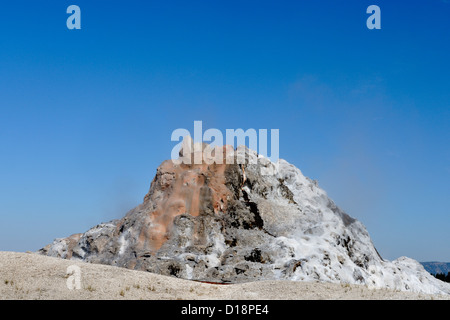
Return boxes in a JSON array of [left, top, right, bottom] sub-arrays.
[[0, 1, 449, 261]]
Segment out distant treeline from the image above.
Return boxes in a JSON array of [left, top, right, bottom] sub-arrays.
[[433, 272, 450, 283]]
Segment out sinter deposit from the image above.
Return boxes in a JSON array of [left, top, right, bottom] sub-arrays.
[[39, 138, 450, 295]]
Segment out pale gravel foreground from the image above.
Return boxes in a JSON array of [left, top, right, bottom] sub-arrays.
[[0, 252, 448, 300]]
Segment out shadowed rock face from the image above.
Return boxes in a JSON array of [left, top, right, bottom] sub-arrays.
[[39, 143, 450, 295]]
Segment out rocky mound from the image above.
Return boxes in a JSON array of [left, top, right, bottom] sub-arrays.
[[39, 139, 450, 295]]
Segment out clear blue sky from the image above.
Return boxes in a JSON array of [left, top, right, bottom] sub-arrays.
[[0, 1, 449, 262]]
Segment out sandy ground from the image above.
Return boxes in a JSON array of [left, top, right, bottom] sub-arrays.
[[0, 251, 448, 300]]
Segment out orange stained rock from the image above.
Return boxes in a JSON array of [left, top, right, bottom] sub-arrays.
[[137, 146, 235, 253]]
